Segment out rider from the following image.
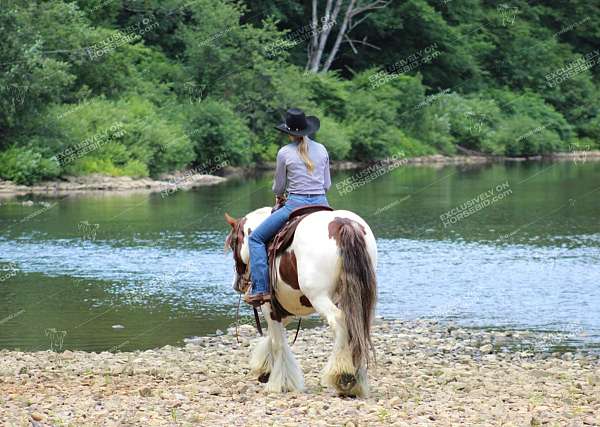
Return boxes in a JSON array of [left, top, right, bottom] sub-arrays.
[[244, 108, 331, 306]]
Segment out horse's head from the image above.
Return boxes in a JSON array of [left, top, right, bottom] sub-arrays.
[[224, 212, 250, 293], [224, 207, 272, 294]]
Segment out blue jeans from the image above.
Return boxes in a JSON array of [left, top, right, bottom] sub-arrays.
[[249, 194, 329, 294]]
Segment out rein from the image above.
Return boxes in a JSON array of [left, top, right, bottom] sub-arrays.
[[234, 302, 302, 345], [253, 307, 263, 336], [229, 215, 303, 345], [249, 310, 301, 345], [235, 294, 242, 344]]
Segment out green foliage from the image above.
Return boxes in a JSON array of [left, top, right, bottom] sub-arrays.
[[0, 147, 60, 185], [2, 0, 599, 184], [345, 71, 429, 159], [427, 93, 501, 152], [484, 89, 574, 142], [305, 73, 350, 121], [185, 99, 251, 166], [486, 116, 564, 157], [315, 116, 351, 160], [0, 4, 74, 137], [33, 96, 195, 177]]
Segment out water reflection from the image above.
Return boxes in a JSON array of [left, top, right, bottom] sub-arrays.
[[0, 161, 599, 351]]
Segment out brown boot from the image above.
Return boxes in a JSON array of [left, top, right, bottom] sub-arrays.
[[244, 292, 271, 306]]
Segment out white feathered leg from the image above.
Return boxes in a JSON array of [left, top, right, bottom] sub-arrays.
[[257, 305, 304, 392], [249, 334, 272, 383]]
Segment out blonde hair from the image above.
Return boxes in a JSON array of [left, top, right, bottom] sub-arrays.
[[293, 135, 314, 173]]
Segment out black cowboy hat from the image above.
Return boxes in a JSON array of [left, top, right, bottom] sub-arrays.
[[275, 108, 320, 137]]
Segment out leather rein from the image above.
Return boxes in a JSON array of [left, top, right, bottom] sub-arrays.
[[228, 216, 301, 344]]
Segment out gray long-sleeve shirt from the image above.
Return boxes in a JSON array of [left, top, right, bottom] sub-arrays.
[[272, 138, 331, 195]]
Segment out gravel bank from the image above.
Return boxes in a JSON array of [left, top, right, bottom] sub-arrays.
[[1, 319, 599, 426], [0, 173, 226, 197]]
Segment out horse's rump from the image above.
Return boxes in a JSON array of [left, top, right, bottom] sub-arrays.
[[272, 211, 377, 343]]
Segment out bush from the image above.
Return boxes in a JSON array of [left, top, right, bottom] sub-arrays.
[[484, 89, 574, 143], [185, 99, 252, 167], [306, 72, 350, 121], [425, 92, 501, 152], [24, 96, 195, 180], [0, 146, 60, 185], [313, 115, 351, 160], [485, 116, 563, 157], [345, 70, 429, 158]]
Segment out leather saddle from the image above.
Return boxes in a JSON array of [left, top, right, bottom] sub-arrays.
[[267, 205, 332, 260]]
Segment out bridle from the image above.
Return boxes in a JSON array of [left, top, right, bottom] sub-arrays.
[[227, 217, 252, 293], [226, 215, 302, 343], [227, 217, 264, 337]]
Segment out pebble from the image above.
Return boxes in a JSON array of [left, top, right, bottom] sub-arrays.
[[0, 320, 597, 426], [480, 344, 493, 354], [139, 387, 153, 397], [30, 413, 44, 421]]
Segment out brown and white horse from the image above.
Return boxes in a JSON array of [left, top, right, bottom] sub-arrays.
[[225, 207, 377, 397]]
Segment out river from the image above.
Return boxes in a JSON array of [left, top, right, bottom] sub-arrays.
[[0, 160, 599, 352]]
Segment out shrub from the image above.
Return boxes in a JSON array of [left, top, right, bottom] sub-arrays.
[[185, 99, 252, 167], [425, 92, 501, 152], [313, 115, 351, 160], [484, 89, 574, 143], [26, 96, 195, 179], [485, 116, 563, 157], [345, 70, 429, 158], [0, 146, 60, 185], [306, 72, 350, 121]]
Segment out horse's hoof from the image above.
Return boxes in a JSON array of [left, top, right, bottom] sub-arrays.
[[336, 373, 357, 393], [258, 372, 270, 383]]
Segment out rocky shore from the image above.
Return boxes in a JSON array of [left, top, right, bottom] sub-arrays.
[[2, 150, 598, 198], [0, 173, 226, 197], [1, 319, 598, 426]]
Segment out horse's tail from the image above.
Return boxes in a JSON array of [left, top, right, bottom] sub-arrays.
[[336, 219, 377, 367]]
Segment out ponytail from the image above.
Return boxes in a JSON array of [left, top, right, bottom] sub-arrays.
[[295, 136, 315, 174]]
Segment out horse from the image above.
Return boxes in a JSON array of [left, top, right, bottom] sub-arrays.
[[225, 206, 377, 397]]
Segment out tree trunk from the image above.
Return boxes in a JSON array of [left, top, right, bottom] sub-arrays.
[[305, 1, 389, 73], [321, 0, 355, 72]]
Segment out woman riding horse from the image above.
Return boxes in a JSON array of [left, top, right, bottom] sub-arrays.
[[244, 108, 331, 306], [226, 109, 377, 396]]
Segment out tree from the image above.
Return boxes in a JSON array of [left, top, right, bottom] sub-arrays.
[[306, 0, 389, 73]]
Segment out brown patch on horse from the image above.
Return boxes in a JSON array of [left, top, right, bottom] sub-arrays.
[[230, 217, 247, 275], [328, 217, 366, 245], [299, 295, 312, 307], [278, 250, 299, 289], [225, 216, 249, 292]]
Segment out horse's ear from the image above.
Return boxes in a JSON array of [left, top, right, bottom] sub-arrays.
[[224, 212, 237, 227]]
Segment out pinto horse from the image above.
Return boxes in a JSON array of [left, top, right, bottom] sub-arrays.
[[225, 207, 377, 397]]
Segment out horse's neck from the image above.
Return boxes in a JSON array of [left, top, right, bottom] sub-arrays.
[[245, 207, 273, 230]]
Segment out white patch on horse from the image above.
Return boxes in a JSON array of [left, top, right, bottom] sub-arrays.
[[228, 207, 377, 397], [275, 252, 315, 317]]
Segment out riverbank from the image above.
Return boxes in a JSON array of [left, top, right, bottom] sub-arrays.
[[1, 150, 598, 197], [0, 172, 226, 198], [1, 319, 598, 426]]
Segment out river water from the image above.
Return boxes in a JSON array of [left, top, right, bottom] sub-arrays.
[[1, 161, 599, 352]]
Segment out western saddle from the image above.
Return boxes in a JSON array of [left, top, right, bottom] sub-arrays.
[[267, 204, 333, 265]]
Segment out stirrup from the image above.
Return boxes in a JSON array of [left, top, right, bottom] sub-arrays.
[[244, 292, 271, 306]]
